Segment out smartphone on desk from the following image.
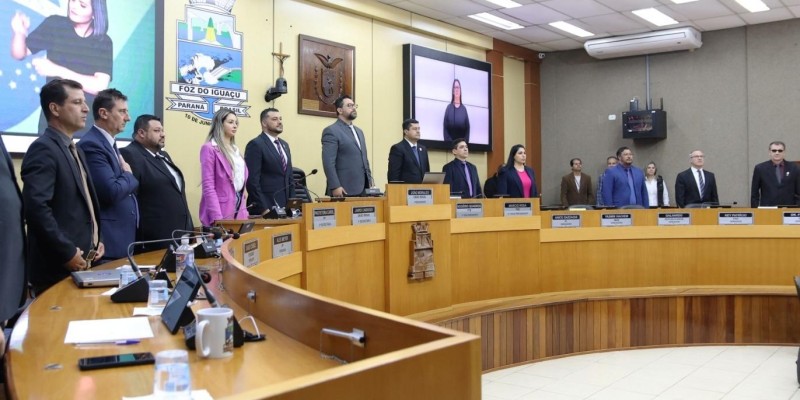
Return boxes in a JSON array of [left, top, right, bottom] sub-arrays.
[[78, 352, 155, 371]]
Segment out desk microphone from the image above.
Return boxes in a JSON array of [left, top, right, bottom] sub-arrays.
[[267, 169, 318, 219]]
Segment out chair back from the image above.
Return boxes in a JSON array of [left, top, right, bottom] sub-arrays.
[[292, 167, 312, 203], [619, 204, 645, 209]]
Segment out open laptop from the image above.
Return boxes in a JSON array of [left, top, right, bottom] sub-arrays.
[[71, 269, 121, 288], [422, 172, 446, 184]]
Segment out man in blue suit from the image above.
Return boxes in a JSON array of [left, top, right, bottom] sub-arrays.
[[387, 118, 429, 184], [601, 146, 648, 207], [78, 89, 138, 261], [442, 138, 482, 198]]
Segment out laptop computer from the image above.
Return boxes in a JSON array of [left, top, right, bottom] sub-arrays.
[[71, 269, 121, 288], [422, 172, 446, 184]]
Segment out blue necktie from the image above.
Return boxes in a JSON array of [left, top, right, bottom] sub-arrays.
[[626, 168, 636, 205], [412, 145, 420, 166]]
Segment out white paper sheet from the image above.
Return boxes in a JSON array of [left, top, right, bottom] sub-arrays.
[[64, 317, 154, 344]]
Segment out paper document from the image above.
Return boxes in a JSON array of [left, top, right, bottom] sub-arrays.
[[64, 317, 154, 344]]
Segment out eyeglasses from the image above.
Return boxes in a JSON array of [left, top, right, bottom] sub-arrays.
[[771, 149, 784, 153], [343, 103, 358, 109]]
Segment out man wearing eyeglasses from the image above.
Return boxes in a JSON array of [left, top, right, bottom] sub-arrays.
[[675, 150, 718, 207], [751, 141, 800, 207], [322, 94, 374, 197]]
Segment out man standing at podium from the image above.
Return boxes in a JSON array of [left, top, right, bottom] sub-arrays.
[[560, 158, 594, 206], [322, 95, 374, 197], [22, 79, 104, 294], [245, 108, 294, 215], [387, 118, 429, 184], [751, 141, 800, 207], [601, 146, 648, 207]]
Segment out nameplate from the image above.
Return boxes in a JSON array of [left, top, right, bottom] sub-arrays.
[[242, 238, 259, 268], [601, 213, 633, 227], [407, 188, 434, 206], [783, 212, 800, 225], [504, 202, 533, 217], [312, 208, 336, 230], [718, 212, 753, 225], [551, 214, 581, 228], [455, 203, 484, 218], [352, 206, 377, 225], [271, 233, 292, 258], [658, 213, 691, 226]]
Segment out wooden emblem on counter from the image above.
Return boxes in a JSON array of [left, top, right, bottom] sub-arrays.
[[408, 222, 435, 280]]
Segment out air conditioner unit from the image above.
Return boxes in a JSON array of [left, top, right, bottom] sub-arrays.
[[584, 27, 702, 59]]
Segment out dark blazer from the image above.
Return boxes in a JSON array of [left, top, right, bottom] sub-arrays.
[[442, 158, 482, 198], [387, 140, 429, 184], [119, 140, 193, 252], [322, 119, 373, 195], [750, 160, 800, 207], [22, 127, 102, 293], [675, 168, 718, 207], [601, 164, 649, 207], [560, 172, 594, 206], [0, 134, 26, 321], [245, 132, 294, 215], [496, 166, 538, 198], [78, 126, 139, 259]]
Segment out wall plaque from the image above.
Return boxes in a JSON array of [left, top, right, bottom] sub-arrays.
[[298, 35, 354, 117]]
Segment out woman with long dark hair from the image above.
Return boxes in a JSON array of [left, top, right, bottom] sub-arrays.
[[496, 144, 538, 198], [442, 79, 470, 142]]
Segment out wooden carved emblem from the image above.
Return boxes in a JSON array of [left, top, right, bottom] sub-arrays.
[[298, 35, 354, 117], [408, 222, 435, 280]]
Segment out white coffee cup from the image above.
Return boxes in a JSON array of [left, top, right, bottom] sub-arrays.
[[195, 307, 234, 359]]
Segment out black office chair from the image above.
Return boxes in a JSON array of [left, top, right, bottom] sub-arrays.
[[568, 204, 595, 210], [291, 167, 312, 203], [619, 204, 645, 209]]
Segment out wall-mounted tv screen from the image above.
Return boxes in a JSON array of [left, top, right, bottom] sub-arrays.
[[403, 44, 492, 152], [0, 1, 162, 153]]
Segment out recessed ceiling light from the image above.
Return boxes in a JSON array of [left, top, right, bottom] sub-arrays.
[[486, 0, 522, 8], [670, 0, 698, 4], [467, 12, 524, 30], [632, 8, 679, 27], [735, 0, 769, 13], [548, 21, 594, 38]]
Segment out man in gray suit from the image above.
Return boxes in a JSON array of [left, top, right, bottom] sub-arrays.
[[322, 95, 374, 197]]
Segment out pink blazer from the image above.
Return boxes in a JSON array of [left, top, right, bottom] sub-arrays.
[[199, 141, 249, 226]]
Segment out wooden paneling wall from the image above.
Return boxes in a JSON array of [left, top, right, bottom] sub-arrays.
[[437, 294, 800, 371]]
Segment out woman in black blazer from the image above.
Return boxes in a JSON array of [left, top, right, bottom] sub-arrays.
[[496, 144, 538, 198]]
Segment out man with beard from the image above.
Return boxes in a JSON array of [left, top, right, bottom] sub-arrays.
[[321, 95, 374, 197]]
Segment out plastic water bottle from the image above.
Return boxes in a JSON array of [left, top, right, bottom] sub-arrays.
[[174, 238, 193, 281]]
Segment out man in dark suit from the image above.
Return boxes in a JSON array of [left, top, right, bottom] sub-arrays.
[[751, 141, 800, 207], [675, 149, 719, 207], [245, 108, 294, 216], [120, 115, 193, 252], [387, 118, 429, 184], [0, 133, 26, 327], [601, 146, 648, 207], [442, 138, 482, 198], [22, 79, 104, 294], [78, 89, 138, 260], [322, 95, 374, 196], [560, 158, 594, 206]]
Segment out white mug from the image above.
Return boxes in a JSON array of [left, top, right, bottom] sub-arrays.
[[195, 307, 234, 359]]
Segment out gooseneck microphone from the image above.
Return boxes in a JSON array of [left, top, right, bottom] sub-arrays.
[[266, 168, 318, 218]]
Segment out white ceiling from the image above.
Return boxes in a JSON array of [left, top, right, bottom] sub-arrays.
[[376, 0, 800, 52]]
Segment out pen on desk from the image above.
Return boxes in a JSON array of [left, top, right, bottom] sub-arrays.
[[75, 340, 141, 346]]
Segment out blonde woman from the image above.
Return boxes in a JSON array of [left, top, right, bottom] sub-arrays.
[[199, 109, 248, 226]]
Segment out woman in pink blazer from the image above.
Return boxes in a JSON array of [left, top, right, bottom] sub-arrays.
[[199, 109, 249, 226]]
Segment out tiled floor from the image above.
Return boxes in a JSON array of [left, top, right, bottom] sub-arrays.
[[482, 346, 800, 400]]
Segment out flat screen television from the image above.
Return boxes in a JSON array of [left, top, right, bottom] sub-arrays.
[[622, 110, 667, 140], [403, 44, 492, 152]]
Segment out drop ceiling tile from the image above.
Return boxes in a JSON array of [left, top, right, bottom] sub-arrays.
[[539, 37, 586, 50], [579, 12, 649, 32], [539, 0, 616, 18], [443, 17, 503, 33], [596, 0, 663, 12], [783, 0, 800, 6], [739, 6, 794, 24], [407, 0, 492, 16], [498, 3, 570, 24], [377, 0, 405, 4], [522, 43, 556, 52], [692, 14, 746, 30], [665, 0, 735, 20], [791, 5, 800, 17], [511, 25, 569, 41], [390, 1, 453, 20], [488, 30, 533, 45]]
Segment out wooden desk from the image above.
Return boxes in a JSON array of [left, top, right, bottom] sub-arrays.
[[7, 244, 481, 399]]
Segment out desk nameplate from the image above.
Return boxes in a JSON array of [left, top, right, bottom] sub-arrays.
[[407, 188, 434, 206], [658, 213, 691, 226], [551, 214, 581, 228], [783, 212, 800, 225], [455, 203, 484, 218], [272, 232, 293, 258], [719, 212, 753, 225], [352, 206, 377, 225], [312, 208, 336, 230], [601, 213, 633, 227], [504, 202, 533, 217]]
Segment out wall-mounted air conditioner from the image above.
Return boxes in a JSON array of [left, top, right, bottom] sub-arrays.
[[584, 27, 702, 59]]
